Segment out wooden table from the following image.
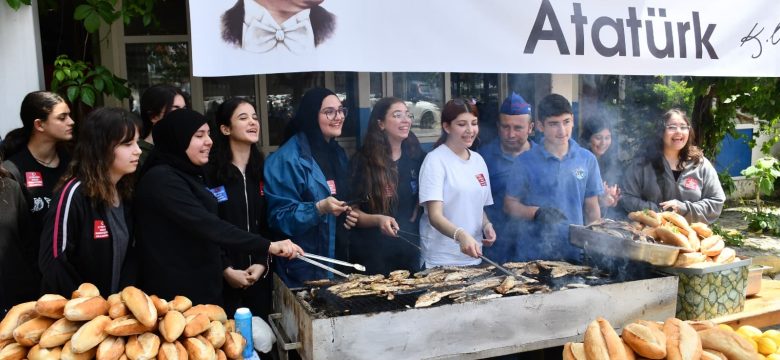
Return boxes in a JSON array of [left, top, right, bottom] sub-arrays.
[[712, 279, 780, 328]]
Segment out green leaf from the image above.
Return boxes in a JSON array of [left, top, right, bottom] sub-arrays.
[[54, 70, 65, 82], [7, 0, 22, 10], [81, 87, 96, 107], [66, 86, 80, 103], [142, 14, 151, 26], [73, 4, 93, 20], [84, 12, 101, 33], [759, 177, 774, 195], [93, 77, 105, 92]]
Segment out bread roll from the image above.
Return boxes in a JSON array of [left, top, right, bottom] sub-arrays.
[[64, 296, 109, 321], [96, 336, 125, 360], [0, 342, 26, 360], [125, 333, 160, 360], [183, 305, 227, 323], [105, 316, 153, 337], [673, 252, 707, 267], [70, 315, 110, 353], [656, 226, 691, 250], [0, 339, 11, 350], [663, 318, 702, 360], [0, 301, 38, 340], [698, 328, 758, 360], [690, 223, 713, 238], [224, 320, 235, 333], [217, 349, 227, 360], [621, 322, 666, 359], [12, 316, 55, 346], [684, 320, 715, 332], [27, 344, 62, 360], [71, 283, 100, 299], [183, 314, 211, 338], [641, 227, 658, 240], [159, 311, 185, 343], [714, 247, 736, 264], [149, 296, 169, 317], [583, 317, 626, 360], [121, 287, 157, 328], [158, 341, 187, 360], [687, 230, 701, 252], [168, 296, 192, 313], [700, 236, 725, 257], [205, 320, 226, 348], [108, 303, 128, 320], [106, 294, 122, 307], [39, 318, 81, 348], [701, 349, 728, 360], [184, 336, 215, 360], [661, 212, 691, 233], [222, 332, 244, 360], [60, 340, 97, 360], [629, 210, 662, 227], [563, 342, 587, 360], [35, 294, 68, 319]]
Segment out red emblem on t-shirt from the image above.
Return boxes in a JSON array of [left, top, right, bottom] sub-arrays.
[[327, 180, 337, 195], [476, 173, 487, 187], [25, 172, 43, 188], [384, 184, 394, 198], [93, 220, 109, 239], [683, 177, 700, 190], [259, 181, 265, 196]]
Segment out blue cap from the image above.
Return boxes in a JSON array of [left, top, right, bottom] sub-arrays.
[[500, 92, 531, 115]]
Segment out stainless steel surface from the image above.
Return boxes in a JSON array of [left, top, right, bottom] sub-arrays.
[[659, 257, 752, 275], [269, 313, 302, 360], [570, 225, 682, 266], [301, 253, 366, 272], [296, 255, 350, 278], [273, 274, 679, 360]]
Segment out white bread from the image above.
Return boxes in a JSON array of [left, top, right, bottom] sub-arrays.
[[656, 225, 692, 250], [104, 316, 154, 337], [106, 294, 122, 307], [628, 210, 662, 227], [673, 252, 707, 267], [690, 222, 713, 238], [222, 332, 245, 360], [168, 296, 192, 313], [71, 283, 100, 299], [183, 305, 227, 323], [159, 311, 186, 343], [69, 314, 111, 353], [583, 317, 627, 360], [39, 318, 81, 348], [183, 314, 211, 338], [714, 247, 736, 264], [224, 319, 235, 333], [0, 301, 38, 340], [0, 342, 27, 360], [217, 349, 227, 360], [664, 318, 702, 360], [96, 336, 125, 360], [698, 328, 758, 360], [35, 294, 68, 319], [701, 349, 728, 360], [0, 339, 12, 350], [64, 296, 109, 321], [562, 342, 587, 360], [120, 287, 157, 328], [27, 344, 62, 360], [60, 340, 97, 360], [108, 303, 129, 320], [149, 296, 169, 317], [700, 236, 725, 257], [661, 212, 692, 233], [12, 316, 55, 346], [205, 320, 226, 348], [124, 333, 160, 360], [621, 322, 666, 359], [158, 341, 187, 360], [684, 320, 715, 332], [184, 336, 215, 360]]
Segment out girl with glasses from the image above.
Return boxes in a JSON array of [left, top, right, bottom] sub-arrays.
[[348, 97, 425, 274], [621, 109, 725, 223], [264, 88, 358, 287]]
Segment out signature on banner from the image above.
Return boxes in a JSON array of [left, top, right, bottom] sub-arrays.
[[740, 22, 780, 58]]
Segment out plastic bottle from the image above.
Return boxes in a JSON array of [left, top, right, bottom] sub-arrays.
[[234, 307, 254, 358]]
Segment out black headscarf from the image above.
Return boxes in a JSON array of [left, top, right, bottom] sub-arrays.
[[143, 109, 209, 176], [291, 88, 347, 197]]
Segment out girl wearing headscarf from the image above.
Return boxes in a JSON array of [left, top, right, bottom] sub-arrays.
[[134, 109, 302, 305], [264, 88, 358, 287], [38, 108, 141, 297]]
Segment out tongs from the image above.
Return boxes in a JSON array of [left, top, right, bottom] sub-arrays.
[[296, 253, 366, 279]]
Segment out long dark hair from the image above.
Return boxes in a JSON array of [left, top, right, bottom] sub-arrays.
[[1, 91, 66, 159], [433, 98, 478, 148], [645, 108, 703, 170], [210, 98, 265, 183], [60, 107, 141, 207], [139, 85, 185, 139], [352, 97, 423, 215]]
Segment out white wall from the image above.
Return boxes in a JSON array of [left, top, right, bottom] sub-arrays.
[[0, 0, 43, 139]]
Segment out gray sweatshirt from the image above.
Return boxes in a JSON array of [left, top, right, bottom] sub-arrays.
[[620, 156, 725, 224]]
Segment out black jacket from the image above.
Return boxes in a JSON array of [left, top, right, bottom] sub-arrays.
[[38, 178, 136, 297], [134, 164, 271, 306]]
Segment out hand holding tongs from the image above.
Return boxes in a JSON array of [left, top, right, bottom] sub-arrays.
[[296, 253, 366, 279]]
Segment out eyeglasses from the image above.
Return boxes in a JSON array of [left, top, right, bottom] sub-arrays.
[[321, 107, 348, 120], [391, 111, 414, 120], [665, 125, 690, 132]]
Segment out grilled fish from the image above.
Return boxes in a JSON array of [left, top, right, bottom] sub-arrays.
[[450, 289, 503, 303], [415, 289, 463, 308], [536, 261, 592, 278], [443, 268, 490, 281], [388, 270, 410, 280], [495, 276, 516, 294], [464, 277, 503, 292]]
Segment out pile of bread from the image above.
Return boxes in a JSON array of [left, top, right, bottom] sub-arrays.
[[628, 210, 736, 268], [564, 317, 760, 360], [0, 283, 247, 360]]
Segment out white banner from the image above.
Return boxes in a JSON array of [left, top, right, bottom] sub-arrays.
[[190, 0, 780, 77]]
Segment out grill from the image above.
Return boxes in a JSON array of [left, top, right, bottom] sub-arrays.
[[270, 260, 679, 360]]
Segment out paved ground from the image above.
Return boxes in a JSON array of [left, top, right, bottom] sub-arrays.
[[717, 205, 780, 279]]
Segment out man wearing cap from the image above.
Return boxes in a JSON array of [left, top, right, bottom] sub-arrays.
[[477, 92, 534, 264]]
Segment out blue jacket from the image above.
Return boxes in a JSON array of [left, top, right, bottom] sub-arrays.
[[264, 133, 348, 287]]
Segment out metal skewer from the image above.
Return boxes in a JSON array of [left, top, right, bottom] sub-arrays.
[[479, 255, 514, 276], [301, 253, 366, 272], [296, 254, 350, 278]]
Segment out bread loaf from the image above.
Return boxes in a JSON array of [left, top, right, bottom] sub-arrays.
[[12, 316, 55, 346], [661, 212, 691, 233], [217, 349, 227, 360], [149, 296, 169, 317], [183, 305, 227, 323], [656, 226, 692, 250], [183, 314, 211, 337], [104, 316, 154, 337], [664, 318, 702, 360], [125, 333, 160, 360], [629, 210, 661, 227], [690, 222, 713, 238], [168, 296, 192, 313], [106, 294, 122, 307], [158, 341, 187, 360], [60, 340, 97, 360], [563, 342, 587, 360], [121, 287, 157, 328], [701, 349, 728, 360], [0, 342, 26, 360], [159, 311, 185, 343], [39, 318, 81, 348], [71, 283, 100, 299], [698, 328, 758, 360], [184, 336, 215, 360], [27, 344, 62, 360], [0, 339, 12, 350], [205, 320, 226, 348], [64, 296, 109, 321], [687, 230, 701, 252], [96, 336, 125, 360], [224, 320, 235, 333], [35, 294, 68, 319], [583, 317, 626, 360], [70, 315, 110, 354], [621, 322, 666, 359], [684, 320, 715, 332], [0, 301, 37, 340], [700, 236, 725, 257], [714, 247, 736, 264], [108, 303, 128, 319], [673, 252, 707, 267], [222, 332, 245, 360]]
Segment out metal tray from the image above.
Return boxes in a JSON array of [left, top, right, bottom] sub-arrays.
[[659, 257, 752, 275], [569, 225, 682, 266]]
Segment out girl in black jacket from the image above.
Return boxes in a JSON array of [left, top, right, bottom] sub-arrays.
[[134, 109, 302, 306], [39, 107, 141, 297]]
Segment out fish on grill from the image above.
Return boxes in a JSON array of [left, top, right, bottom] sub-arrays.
[[443, 268, 490, 281], [464, 277, 503, 292], [536, 261, 592, 278], [496, 276, 516, 294], [587, 218, 656, 243], [450, 289, 503, 303], [388, 270, 410, 280], [415, 289, 464, 308], [504, 283, 552, 295]]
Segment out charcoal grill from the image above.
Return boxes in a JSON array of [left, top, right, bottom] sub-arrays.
[[270, 262, 678, 359]]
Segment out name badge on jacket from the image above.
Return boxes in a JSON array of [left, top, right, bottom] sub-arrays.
[[25, 171, 43, 188], [208, 186, 229, 202], [476, 173, 487, 187], [94, 220, 109, 239], [683, 177, 700, 190], [260, 181, 265, 196], [327, 180, 337, 195]]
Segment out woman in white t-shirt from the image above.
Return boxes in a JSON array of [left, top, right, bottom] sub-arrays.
[[419, 99, 496, 268]]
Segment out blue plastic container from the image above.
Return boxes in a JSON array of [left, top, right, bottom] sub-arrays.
[[234, 307, 254, 358]]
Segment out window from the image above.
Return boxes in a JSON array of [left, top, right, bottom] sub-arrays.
[[202, 75, 256, 130], [451, 73, 499, 145], [392, 72, 444, 138], [265, 72, 325, 146], [124, 0, 188, 36], [334, 72, 358, 138], [125, 43, 191, 114]]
